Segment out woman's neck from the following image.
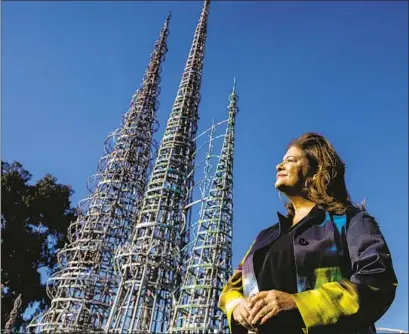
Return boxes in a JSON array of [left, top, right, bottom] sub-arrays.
[[287, 195, 316, 225]]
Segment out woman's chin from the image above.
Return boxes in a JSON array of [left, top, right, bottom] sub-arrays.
[[275, 182, 290, 192]]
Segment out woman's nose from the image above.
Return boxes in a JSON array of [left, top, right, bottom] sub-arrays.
[[276, 163, 284, 171]]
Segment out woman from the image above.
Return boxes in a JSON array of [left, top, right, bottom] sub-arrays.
[[219, 133, 397, 334]]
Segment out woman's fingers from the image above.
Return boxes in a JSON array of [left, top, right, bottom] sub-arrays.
[[250, 305, 269, 325], [248, 292, 268, 308], [250, 301, 279, 326], [249, 298, 267, 320], [259, 309, 276, 326], [240, 310, 252, 330], [240, 307, 256, 331]]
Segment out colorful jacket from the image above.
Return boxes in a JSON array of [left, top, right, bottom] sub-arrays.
[[218, 208, 398, 334]]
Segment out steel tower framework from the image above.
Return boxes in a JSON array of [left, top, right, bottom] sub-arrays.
[[104, 1, 210, 332], [169, 81, 238, 334], [28, 15, 170, 333], [4, 294, 22, 334]]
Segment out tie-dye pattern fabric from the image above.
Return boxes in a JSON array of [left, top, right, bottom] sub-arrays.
[[218, 209, 397, 334]]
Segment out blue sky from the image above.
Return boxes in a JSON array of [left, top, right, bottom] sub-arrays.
[[2, 1, 407, 331]]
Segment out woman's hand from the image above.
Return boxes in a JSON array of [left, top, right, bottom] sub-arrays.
[[232, 298, 257, 332], [248, 290, 297, 326]]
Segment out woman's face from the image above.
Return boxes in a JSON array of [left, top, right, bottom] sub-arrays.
[[274, 146, 311, 194]]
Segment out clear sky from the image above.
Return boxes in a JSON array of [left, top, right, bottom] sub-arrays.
[[2, 1, 408, 331]]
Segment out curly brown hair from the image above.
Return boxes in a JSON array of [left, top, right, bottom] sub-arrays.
[[284, 132, 356, 218]]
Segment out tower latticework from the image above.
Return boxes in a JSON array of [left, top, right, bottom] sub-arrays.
[[104, 1, 210, 333], [28, 15, 170, 333], [169, 80, 238, 334], [4, 294, 22, 334]]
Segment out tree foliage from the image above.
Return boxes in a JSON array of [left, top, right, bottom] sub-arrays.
[[1, 161, 77, 330]]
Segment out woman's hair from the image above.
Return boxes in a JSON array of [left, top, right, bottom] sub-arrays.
[[284, 132, 357, 217]]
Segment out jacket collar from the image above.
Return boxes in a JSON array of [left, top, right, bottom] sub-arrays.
[[276, 205, 326, 234], [277, 211, 291, 234]]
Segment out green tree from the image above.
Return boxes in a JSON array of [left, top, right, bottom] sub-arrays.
[[1, 161, 77, 331]]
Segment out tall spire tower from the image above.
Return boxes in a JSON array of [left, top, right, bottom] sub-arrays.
[[28, 15, 171, 333], [104, 1, 210, 333], [4, 294, 22, 334], [169, 80, 238, 333]]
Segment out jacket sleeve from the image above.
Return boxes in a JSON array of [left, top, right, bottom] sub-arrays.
[[292, 211, 398, 333], [218, 241, 255, 333]]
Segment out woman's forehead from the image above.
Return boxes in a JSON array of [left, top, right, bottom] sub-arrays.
[[284, 146, 305, 159]]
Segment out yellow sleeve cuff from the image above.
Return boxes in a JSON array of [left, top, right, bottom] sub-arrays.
[[222, 291, 244, 331], [292, 280, 359, 330]]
